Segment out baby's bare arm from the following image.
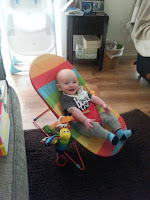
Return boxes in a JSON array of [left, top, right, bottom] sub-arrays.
[[90, 95, 111, 114]]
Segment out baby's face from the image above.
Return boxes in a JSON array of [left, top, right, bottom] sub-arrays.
[[56, 70, 79, 95]]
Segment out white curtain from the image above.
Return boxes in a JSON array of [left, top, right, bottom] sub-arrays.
[[54, 0, 67, 59], [127, 0, 150, 57]]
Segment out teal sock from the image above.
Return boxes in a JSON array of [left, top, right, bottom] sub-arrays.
[[116, 129, 134, 141], [108, 132, 119, 145]]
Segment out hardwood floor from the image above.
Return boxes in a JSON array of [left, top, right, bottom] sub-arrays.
[[4, 56, 150, 130]]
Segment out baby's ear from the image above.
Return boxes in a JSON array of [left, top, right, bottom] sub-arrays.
[[56, 84, 62, 91]]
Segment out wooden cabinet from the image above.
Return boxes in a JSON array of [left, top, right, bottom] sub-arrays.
[[67, 13, 109, 71]]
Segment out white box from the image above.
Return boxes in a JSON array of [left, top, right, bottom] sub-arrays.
[[0, 80, 8, 110], [0, 112, 10, 156], [82, 35, 101, 49], [0, 102, 10, 156], [0, 102, 6, 145], [75, 44, 97, 59]]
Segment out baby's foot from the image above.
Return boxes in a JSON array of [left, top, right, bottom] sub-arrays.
[[108, 132, 119, 145], [116, 129, 135, 141], [112, 136, 119, 145], [120, 130, 135, 141]]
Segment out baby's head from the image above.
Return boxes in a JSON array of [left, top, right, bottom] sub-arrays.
[[56, 69, 79, 95]]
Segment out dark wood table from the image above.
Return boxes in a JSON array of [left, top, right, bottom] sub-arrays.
[[67, 13, 109, 71]]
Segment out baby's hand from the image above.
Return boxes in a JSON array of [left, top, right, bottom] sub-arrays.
[[103, 104, 111, 114], [83, 118, 95, 130]]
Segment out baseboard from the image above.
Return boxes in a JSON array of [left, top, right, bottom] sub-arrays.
[[120, 54, 137, 59], [63, 54, 137, 61], [62, 56, 67, 60]]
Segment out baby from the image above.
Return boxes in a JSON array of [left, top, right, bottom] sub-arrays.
[[56, 69, 133, 145]]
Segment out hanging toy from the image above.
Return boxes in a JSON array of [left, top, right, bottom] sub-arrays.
[[40, 116, 71, 166], [45, 127, 71, 152], [41, 116, 85, 169]]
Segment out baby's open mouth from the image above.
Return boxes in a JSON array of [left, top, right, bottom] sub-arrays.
[[69, 89, 74, 91]]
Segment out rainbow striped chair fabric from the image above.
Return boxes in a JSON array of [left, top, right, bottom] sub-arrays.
[[30, 54, 126, 157]]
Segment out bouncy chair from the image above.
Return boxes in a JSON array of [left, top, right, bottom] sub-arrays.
[[29, 54, 127, 170]]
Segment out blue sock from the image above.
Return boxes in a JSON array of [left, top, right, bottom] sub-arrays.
[[116, 129, 134, 141], [108, 132, 119, 145]]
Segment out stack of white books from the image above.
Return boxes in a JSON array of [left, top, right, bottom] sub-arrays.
[[0, 102, 10, 156]]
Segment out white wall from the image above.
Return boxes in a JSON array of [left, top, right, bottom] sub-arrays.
[[104, 0, 136, 57], [73, 0, 137, 57]]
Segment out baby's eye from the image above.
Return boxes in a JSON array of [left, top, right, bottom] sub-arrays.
[[65, 82, 68, 85], [73, 81, 76, 84]]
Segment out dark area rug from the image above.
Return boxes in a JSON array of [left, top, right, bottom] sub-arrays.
[[24, 109, 150, 200]]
